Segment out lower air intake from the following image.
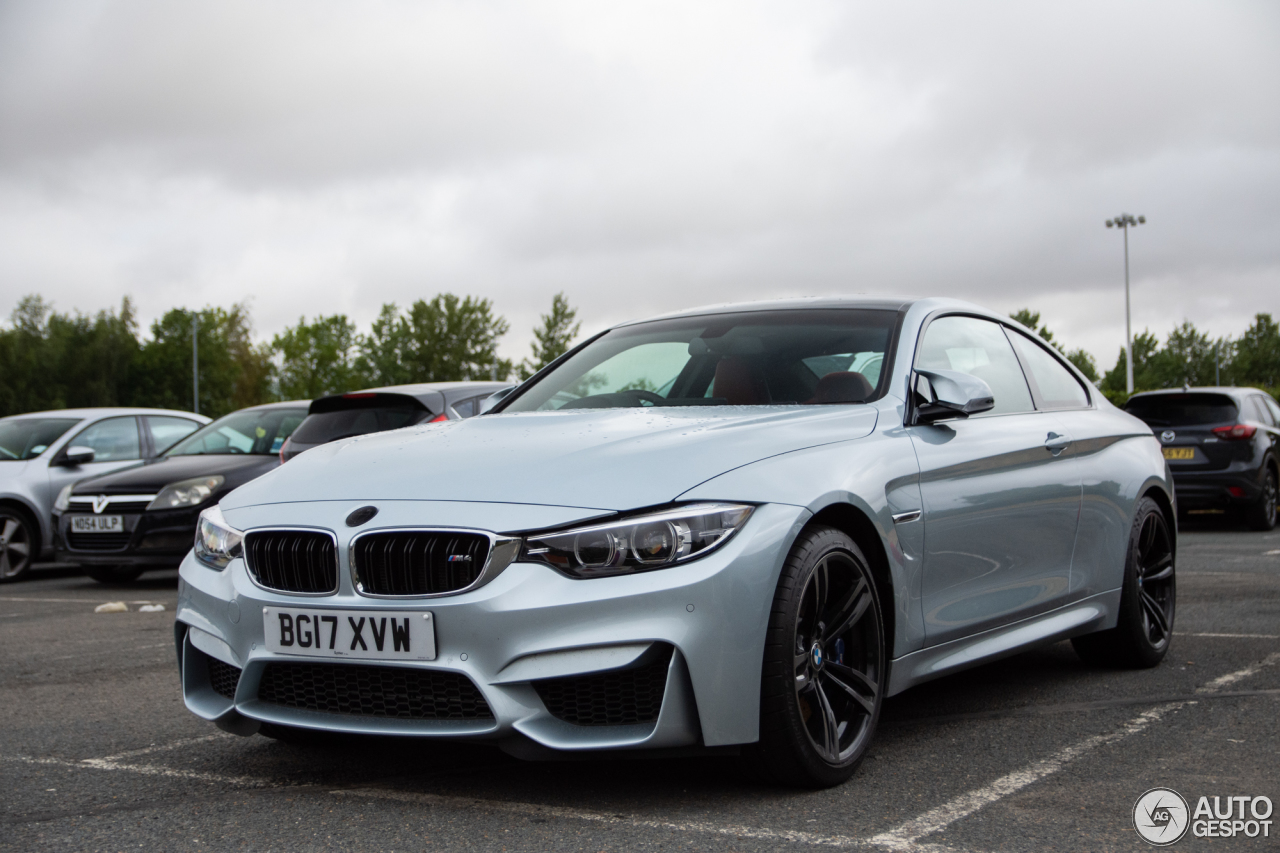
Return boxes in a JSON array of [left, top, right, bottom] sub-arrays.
[[533, 645, 673, 726], [207, 657, 242, 700], [257, 662, 492, 720]]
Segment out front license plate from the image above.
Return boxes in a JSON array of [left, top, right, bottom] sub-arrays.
[[262, 607, 436, 661], [1162, 447, 1196, 461], [70, 515, 123, 533]]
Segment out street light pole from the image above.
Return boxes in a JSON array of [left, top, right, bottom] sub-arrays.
[[1106, 213, 1145, 394], [192, 313, 199, 415]]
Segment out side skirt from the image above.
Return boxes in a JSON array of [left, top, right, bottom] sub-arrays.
[[886, 589, 1122, 696]]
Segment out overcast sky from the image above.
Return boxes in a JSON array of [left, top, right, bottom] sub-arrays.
[[1, 0, 1277, 370]]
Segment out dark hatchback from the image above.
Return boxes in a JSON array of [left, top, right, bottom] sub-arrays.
[[54, 401, 309, 583], [280, 381, 510, 462], [1125, 387, 1280, 529]]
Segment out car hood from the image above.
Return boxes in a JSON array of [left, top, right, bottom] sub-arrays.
[[71, 454, 280, 494], [223, 406, 879, 513]]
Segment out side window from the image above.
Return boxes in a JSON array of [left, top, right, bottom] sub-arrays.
[[145, 416, 201, 455], [68, 417, 141, 462], [1248, 397, 1275, 427], [452, 397, 478, 418], [1008, 331, 1090, 409], [916, 316, 1034, 415], [1264, 396, 1280, 427]]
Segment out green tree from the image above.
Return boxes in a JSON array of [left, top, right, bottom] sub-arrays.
[[355, 295, 512, 384], [0, 295, 140, 416], [133, 303, 273, 417], [1233, 313, 1280, 390], [520, 292, 581, 380], [1102, 330, 1161, 399], [272, 314, 360, 399]]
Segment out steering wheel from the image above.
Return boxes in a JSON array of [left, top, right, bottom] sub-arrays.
[[623, 389, 665, 407]]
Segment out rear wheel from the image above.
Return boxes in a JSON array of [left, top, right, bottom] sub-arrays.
[[85, 565, 145, 584], [1072, 497, 1175, 668], [744, 526, 885, 788], [0, 508, 37, 583], [1245, 465, 1278, 531]]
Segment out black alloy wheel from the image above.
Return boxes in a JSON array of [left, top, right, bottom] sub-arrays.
[[1073, 496, 1175, 668], [0, 508, 36, 583], [746, 526, 885, 787], [1246, 465, 1278, 531]]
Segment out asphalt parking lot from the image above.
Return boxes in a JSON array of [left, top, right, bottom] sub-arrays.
[[2, 522, 1277, 853]]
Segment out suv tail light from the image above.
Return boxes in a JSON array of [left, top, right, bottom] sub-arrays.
[[1212, 424, 1257, 440]]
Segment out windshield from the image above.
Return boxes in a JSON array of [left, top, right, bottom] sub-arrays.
[[0, 417, 81, 461], [1125, 393, 1239, 427], [503, 309, 897, 412], [167, 407, 307, 456]]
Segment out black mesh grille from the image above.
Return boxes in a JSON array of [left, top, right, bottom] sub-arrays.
[[207, 657, 242, 700], [244, 530, 337, 594], [353, 531, 489, 595], [533, 645, 673, 726], [257, 662, 492, 720], [67, 531, 132, 551]]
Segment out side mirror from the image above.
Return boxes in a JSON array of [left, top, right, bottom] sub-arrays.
[[479, 385, 518, 414], [912, 369, 995, 424], [59, 446, 96, 466]]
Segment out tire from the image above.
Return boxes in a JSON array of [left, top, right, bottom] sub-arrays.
[[743, 526, 886, 788], [0, 507, 38, 583], [85, 565, 145, 584], [1072, 496, 1175, 668], [1245, 464, 1278, 532]]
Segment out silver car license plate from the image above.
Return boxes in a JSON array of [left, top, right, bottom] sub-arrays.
[[70, 515, 123, 533], [262, 607, 437, 661]]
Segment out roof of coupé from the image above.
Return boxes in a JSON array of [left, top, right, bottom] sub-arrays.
[[610, 295, 1016, 329]]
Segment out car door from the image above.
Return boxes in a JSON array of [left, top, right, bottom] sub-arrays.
[[907, 315, 1082, 646], [45, 416, 147, 505]]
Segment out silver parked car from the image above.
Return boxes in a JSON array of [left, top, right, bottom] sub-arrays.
[[176, 298, 1176, 787], [0, 407, 209, 581]]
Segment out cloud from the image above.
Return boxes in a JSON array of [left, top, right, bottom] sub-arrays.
[[0, 0, 1277, 367]]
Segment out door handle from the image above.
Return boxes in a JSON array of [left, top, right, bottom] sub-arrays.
[[1045, 432, 1071, 456]]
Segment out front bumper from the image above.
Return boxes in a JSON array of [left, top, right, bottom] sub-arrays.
[[55, 505, 202, 568], [175, 501, 806, 752]]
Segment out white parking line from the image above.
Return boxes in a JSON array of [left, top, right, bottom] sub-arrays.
[[867, 651, 1280, 849], [1187, 632, 1280, 639], [6, 753, 278, 787], [100, 734, 232, 762], [0, 596, 162, 604]]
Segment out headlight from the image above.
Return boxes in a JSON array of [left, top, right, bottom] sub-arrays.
[[148, 475, 224, 510], [522, 503, 754, 578], [194, 504, 243, 570], [55, 484, 74, 512]]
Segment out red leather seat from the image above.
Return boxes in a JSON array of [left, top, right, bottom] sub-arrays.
[[713, 357, 771, 405], [805, 371, 873, 404]]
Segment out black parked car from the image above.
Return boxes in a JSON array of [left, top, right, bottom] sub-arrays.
[[1125, 387, 1280, 530], [279, 381, 511, 462], [54, 401, 309, 583]]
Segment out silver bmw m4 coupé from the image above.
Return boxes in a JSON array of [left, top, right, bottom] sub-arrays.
[[176, 297, 1176, 787]]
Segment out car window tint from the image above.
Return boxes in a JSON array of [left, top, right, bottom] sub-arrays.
[[505, 309, 897, 411], [453, 397, 478, 418], [0, 417, 81, 461], [290, 406, 422, 446], [145, 416, 201, 454], [70, 417, 141, 461], [1008, 331, 1090, 409], [916, 316, 1034, 415], [1124, 393, 1238, 426]]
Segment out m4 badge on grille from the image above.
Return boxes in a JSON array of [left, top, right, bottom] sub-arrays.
[[447, 554, 472, 562]]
